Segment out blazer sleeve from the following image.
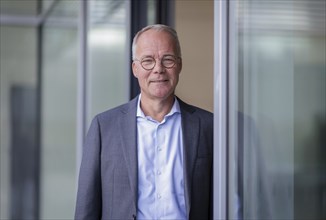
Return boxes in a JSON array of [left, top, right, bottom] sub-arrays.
[[75, 116, 102, 220]]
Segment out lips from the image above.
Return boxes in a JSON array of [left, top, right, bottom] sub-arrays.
[[150, 79, 169, 83]]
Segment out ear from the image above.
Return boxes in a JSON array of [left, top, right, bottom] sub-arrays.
[[132, 62, 138, 78]]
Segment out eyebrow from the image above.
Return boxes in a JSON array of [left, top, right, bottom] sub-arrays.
[[140, 54, 176, 59]]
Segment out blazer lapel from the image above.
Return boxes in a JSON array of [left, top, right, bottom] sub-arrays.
[[118, 97, 139, 209], [179, 99, 200, 218]]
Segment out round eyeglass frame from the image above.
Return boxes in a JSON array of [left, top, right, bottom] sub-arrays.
[[133, 55, 180, 71]]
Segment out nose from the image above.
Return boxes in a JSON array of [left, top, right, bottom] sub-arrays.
[[152, 59, 165, 74]]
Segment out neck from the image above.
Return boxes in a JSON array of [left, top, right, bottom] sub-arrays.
[[140, 95, 175, 122]]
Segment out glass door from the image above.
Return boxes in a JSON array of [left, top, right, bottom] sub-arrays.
[[214, 0, 325, 219]]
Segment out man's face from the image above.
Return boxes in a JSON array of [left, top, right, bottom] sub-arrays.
[[132, 30, 182, 102]]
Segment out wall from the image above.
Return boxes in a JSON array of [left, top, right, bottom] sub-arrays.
[[174, 0, 214, 112]]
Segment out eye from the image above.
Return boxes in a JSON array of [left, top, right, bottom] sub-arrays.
[[162, 56, 176, 67], [163, 59, 174, 64], [141, 58, 155, 64], [140, 57, 155, 70]]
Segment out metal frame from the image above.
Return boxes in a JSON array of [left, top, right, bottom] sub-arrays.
[[76, 0, 89, 180], [228, 0, 240, 218], [214, 0, 229, 219]]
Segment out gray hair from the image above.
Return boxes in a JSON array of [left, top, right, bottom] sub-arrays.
[[132, 24, 182, 60]]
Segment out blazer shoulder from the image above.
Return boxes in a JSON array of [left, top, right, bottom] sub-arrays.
[[191, 106, 213, 127], [94, 96, 138, 122], [178, 97, 213, 118]]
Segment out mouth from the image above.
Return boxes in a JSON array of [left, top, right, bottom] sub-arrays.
[[150, 79, 169, 83]]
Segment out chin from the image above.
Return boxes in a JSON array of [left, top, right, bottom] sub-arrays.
[[153, 92, 174, 100]]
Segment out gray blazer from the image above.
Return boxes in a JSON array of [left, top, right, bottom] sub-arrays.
[[75, 96, 213, 220]]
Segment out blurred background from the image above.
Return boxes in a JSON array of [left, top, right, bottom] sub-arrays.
[[0, 0, 325, 219], [0, 1, 213, 219]]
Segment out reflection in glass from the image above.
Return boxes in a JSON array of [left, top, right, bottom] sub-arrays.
[[230, 0, 326, 219]]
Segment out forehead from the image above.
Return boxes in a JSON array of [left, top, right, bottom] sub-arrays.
[[136, 30, 177, 54]]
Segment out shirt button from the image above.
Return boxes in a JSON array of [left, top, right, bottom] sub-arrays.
[[157, 147, 162, 151], [157, 194, 161, 199], [157, 170, 161, 175]]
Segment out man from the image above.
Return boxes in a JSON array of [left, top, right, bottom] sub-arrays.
[[75, 24, 213, 220]]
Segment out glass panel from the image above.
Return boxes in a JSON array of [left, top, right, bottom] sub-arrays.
[[43, 0, 79, 20], [87, 0, 129, 123], [40, 1, 78, 219], [229, 0, 326, 219], [0, 0, 39, 15], [0, 25, 38, 219]]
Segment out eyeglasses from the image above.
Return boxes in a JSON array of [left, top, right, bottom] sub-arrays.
[[134, 55, 180, 71]]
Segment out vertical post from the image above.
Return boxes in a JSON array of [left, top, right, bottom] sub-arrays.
[[34, 2, 42, 219], [155, 0, 175, 27], [76, 0, 88, 178], [214, 0, 228, 219], [34, 0, 44, 219], [228, 0, 239, 218], [129, 0, 147, 99]]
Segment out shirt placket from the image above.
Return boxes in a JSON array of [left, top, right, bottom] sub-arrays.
[[155, 121, 166, 220]]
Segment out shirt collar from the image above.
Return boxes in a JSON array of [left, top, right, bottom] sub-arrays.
[[136, 94, 181, 119]]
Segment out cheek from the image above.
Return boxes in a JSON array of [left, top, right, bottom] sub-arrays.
[[137, 73, 149, 84], [172, 72, 180, 82]]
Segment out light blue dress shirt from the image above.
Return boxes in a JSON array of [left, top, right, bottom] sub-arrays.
[[136, 96, 186, 220]]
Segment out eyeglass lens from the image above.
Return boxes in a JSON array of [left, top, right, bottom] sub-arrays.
[[141, 56, 177, 70]]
